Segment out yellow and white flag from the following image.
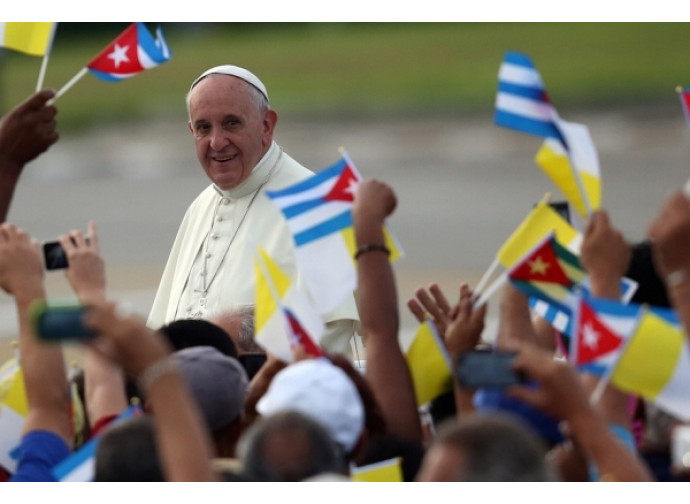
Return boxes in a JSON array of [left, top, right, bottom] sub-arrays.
[[0, 362, 28, 473], [404, 320, 453, 407], [607, 308, 690, 421], [536, 121, 601, 218], [254, 245, 325, 363], [351, 457, 403, 482], [0, 22, 55, 57]]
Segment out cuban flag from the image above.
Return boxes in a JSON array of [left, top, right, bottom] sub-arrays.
[[87, 23, 171, 82], [266, 152, 402, 315], [529, 275, 638, 346], [570, 293, 643, 377], [494, 51, 566, 144]]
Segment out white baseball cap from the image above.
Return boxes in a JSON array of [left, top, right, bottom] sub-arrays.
[[256, 358, 365, 453]]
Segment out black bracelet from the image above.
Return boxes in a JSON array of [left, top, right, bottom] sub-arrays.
[[354, 244, 390, 260]]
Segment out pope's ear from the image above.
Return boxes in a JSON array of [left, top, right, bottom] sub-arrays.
[[187, 120, 194, 134], [263, 109, 278, 141]]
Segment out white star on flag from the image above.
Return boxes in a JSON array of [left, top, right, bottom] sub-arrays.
[[345, 178, 359, 198], [583, 322, 600, 349], [107, 44, 130, 68]]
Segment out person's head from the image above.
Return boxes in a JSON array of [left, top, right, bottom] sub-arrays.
[[237, 410, 348, 481], [158, 318, 238, 359], [173, 346, 249, 456], [211, 305, 262, 355], [255, 357, 366, 457], [186, 65, 277, 191], [416, 413, 555, 482], [94, 415, 164, 482]]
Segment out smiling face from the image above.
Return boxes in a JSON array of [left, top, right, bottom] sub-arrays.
[[187, 75, 277, 190]]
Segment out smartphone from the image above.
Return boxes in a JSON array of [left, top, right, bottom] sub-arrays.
[[42, 236, 91, 271], [30, 300, 97, 342], [455, 350, 525, 388], [43, 241, 69, 270]]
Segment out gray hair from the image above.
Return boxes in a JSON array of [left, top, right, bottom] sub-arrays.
[[237, 410, 347, 481]]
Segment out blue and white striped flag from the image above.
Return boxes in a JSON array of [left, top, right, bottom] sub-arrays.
[[266, 152, 402, 315], [529, 276, 639, 344], [52, 404, 140, 482], [494, 51, 566, 144]]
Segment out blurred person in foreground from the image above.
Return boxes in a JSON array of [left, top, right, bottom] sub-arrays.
[[0, 89, 58, 221]]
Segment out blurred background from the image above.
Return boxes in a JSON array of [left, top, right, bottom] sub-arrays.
[[1, 22, 689, 359]]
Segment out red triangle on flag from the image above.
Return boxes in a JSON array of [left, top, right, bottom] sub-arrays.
[[508, 236, 571, 286], [285, 309, 323, 358], [575, 299, 624, 366], [323, 163, 360, 203], [87, 23, 144, 74]]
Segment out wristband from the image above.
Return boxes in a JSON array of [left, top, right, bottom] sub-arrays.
[[138, 357, 178, 392], [354, 244, 390, 260]]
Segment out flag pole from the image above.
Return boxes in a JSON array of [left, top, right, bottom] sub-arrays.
[[473, 270, 507, 309], [588, 373, 610, 406], [50, 67, 88, 104], [474, 257, 499, 295], [35, 23, 58, 92]]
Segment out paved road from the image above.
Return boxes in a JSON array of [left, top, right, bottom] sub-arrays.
[[1, 108, 688, 359]]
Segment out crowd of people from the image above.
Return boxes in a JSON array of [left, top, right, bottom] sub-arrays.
[[0, 63, 690, 484]]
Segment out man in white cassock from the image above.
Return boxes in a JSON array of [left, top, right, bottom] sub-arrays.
[[147, 65, 360, 356]]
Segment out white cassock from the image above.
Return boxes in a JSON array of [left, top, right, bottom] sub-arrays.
[[147, 142, 360, 356]]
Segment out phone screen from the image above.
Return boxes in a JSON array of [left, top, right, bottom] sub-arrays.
[[31, 302, 96, 341], [455, 350, 524, 388], [43, 241, 68, 270]]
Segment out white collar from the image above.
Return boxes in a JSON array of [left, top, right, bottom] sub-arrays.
[[213, 142, 279, 199]]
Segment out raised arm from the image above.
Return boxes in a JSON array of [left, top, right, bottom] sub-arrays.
[[0, 90, 58, 222], [647, 189, 690, 341], [84, 302, 216, 481], [507, 340, 652, 481], [60, 221, 128, 431], [352, 178, 421, 443], [0, 223, 70, 443], [445, 283, 487, 417], [579, 210, 633, 431]]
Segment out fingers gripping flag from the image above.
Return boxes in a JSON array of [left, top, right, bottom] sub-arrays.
[[87, 22, 171, 81], [266, 152, 402, 315]]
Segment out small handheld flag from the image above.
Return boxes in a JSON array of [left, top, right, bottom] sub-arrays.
[[86, 23, 171, 82], [570, 293, 642, 376], [254, 244, 325, 362], [494, 51, 599, 216], [266, 150, 403, 315], [53, 23, 171, 103], [0, 22, 55, 57]]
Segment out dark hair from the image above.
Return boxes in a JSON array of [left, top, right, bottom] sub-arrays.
[[237, 410, 347, 481], [159, 318, 238, 358], [94, 415, 165, 482], [626, 240, 670, 308], [432, 413, 554, 482]]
